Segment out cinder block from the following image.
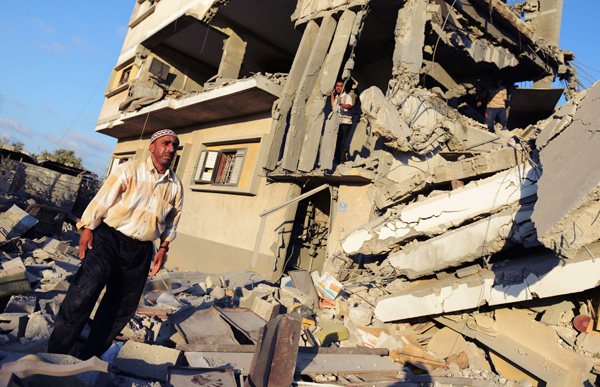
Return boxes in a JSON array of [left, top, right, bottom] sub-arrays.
[[5, 295, 37, 314], [115, 341, 181, 382], [0, 313, 29, 340], [24, 312, 53, 339], [251, 297, 280, 321]]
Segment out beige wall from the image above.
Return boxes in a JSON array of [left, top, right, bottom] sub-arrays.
[[108, 112, 292, 276], [328, 184, 372, 260]]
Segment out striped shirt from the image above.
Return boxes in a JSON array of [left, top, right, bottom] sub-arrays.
[[77, 157, 183, 242], [487, 86, 507, 108]]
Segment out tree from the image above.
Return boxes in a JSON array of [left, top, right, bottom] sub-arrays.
[[11, 141, 24, 151], [0, 135, 9, 148], [39, 148, 83, 169]]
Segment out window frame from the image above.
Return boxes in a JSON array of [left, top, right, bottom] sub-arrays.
[[189, 135, 266, 195]]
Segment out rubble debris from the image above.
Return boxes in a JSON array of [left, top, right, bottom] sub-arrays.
[[342, 164, 538, 257], [531, 81, 600, 258], [114, 341, 181, 383], [167, 367, 238, 387], [436, 308, 593, 387], [245, 313, 302, 387], [0, 205, 37, 242], [0, 355, 108, 386]]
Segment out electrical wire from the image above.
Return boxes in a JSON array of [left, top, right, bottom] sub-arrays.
[[52, 68, 112, 151]]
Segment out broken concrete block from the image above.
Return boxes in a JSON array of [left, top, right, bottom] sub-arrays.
[[553, 326, 577, 346], [427, 325, 490, 372], [531, 82, 600, 258], [0, 355, 108, 386], [575, 332, 600, 356], [388, 204, 534, 279], [205, 275, 218, 289], [5, 295, 37, 314], [0, 313, 28, 340], [360, 86, 411, 152], [375, 243, 600, 322], [209, 286, 226, 300], [24, 313, 53, 339], [114, 341, 180, 382], [335, 299, 349, 316], [32, 249, 52, 260], [343, 164, 538, 256], [539, 300, 576, 326], [33, 353, 109, 386], [42, 238, 78, 257], [281, 287, 314, 309], [39, 297, 60, 318], [0, 204, 37, 241], [438, 308, 593, 387], [190, 282, 206, 297], [348, 305, 372, 326], [251, 297, 280, 322]]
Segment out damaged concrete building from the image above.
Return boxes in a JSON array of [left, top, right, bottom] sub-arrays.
[[2, 0, 597, 384], [93, 0, 579, 282]]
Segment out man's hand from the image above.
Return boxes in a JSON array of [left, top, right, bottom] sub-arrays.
[[79, 228, 93, 259], [149, 248, 166, 277]]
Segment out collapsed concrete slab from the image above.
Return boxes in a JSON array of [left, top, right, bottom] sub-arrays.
[[389, 203, 536, 279], [373, 146, 527, 209], [343, 163, 538, 256], [531, 81, 600, 258], [435, 308, 593, 387], [375, 241, 600, 322]]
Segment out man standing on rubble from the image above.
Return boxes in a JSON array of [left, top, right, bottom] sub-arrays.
[[331, 80, 353, 163], [477, 77, 508, 132], [47, 129, 183, 360]]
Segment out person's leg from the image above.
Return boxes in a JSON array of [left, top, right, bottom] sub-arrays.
[[47, 225, 115, 355], [485, 108, 498, 132], [498, 108, 508, 129], [78, 235, 152, 360]]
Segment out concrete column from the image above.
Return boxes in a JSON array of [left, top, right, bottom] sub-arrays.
[[298, 10, 358, 173], [280, 14, 337, 172], [218, 30, 247, 80], [390, 0, 428, 93], [264, 20, 320, 171]]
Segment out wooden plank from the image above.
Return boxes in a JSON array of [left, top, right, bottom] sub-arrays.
[[185, 352, 254, 376], [295, 353, 402, 375], [177, 344, 256, 353], [178, 345, 388, 356], [245, 313, 302, 387]]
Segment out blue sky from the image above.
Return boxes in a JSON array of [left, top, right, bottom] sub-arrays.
[[0, 1, 598, 176]]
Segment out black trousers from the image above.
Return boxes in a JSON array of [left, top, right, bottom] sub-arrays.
[[47, 222, 153, 359]]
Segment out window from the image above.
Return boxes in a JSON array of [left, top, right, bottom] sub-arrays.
[[189, 136, 265, 195], [194, 148, 246, 186], [118, 66, 133, 87], [106, 154, 134, 177]]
